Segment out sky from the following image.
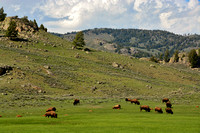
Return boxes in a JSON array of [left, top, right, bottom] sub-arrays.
[[0, 0, 200, 34]]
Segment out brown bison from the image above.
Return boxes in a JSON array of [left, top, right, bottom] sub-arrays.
[[166, 101, 172, 108], [130, 99, 140, 105], [140, 105, 151, 112], [44, 111, 57, 118], [46, 107, 56, 112], [155, 107, 163, 113], [165, 108, 173, 114], [125, 98, 140, 105], [73, 99, 80, 105], [125, 98, 131, 102], [112, 104, 121, 109], [162, 98, 169, 103], [0, 115, 2, 117]]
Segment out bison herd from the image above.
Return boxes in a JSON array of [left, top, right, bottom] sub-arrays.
[[0, 98, 174, 119], [113, 98, 173, 114]]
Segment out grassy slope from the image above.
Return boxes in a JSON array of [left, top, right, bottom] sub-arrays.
[[0, 31, 200, 107]]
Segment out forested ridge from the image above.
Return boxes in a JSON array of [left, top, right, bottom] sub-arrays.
[[56, 28, 200, 58]]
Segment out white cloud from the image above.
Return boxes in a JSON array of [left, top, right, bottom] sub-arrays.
[[11, 5, 21, 12], [32, 0, 200, 34]]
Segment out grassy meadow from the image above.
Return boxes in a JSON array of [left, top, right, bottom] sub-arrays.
[[0, 30, 200, 132], [0, 100, 199, 133]]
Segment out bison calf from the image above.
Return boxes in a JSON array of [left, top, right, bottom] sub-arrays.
[[140, 105, 151, 112]]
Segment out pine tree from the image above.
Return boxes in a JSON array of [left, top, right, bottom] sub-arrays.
[[188, 49, 199, 68], [5, 21, 18, 38], [73, 31, 85, 48], [164, 49, 170, 62], [174, 50, 179, 62], [39, 24, 47, 32], [0, 7, 7, 21]]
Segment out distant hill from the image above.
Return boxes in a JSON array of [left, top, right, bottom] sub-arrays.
[[54, 28, 200, 58]]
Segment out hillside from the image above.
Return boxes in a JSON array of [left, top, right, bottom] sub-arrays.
[[57, 28, 200, 57], [0, 18, 200, 109]]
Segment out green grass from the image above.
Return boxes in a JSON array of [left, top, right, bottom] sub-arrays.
[[0, 100, 199, 133]]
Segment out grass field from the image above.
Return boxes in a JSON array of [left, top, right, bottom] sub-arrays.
[[0, 100, 199, 133]]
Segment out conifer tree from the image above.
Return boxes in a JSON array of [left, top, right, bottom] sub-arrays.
[[164, 49, 170, 62], [188, 49, 199, 68], [174, 50, 179, 62], [73, 31, 85, 48], [5, 21, 18, 38], [0, 7, 7, 21]]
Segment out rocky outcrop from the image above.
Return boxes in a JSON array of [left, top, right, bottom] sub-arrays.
[[169, 52, 189, 66], [0, 16, 39, 37]]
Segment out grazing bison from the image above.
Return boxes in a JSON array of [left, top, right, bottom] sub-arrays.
[[140, 105, 151, 112], [165, 108, 173, 114], [73, 99, 80, 105], [46, 107, 56, 112], [44, 111, 57, 118], [130, 99, 140, 105], [162, 98, 169, 103], [166, 101, 172, 108], [125, 98, 131, 102], [155, 107, 163, 113], [0, 115, 2, 117], [112, 104, 121, 109]]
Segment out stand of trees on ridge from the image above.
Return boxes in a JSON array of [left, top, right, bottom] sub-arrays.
[[0, 7, 47, 38]]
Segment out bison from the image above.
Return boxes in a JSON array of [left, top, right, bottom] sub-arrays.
[[44, 111, 57, 118], [162, 98, 169, 103], [140, 105, 151, 112], [130, 99, 140, 105], [73, 99, 80, 105], [112, 104, 121, 109], [155, 107, 163, 113], [125, 98, 131, 102], [166, 101, 172, 108], [0, 115, 2, 117], [165, 108, 173, 114], [46, 107, 56, 112]]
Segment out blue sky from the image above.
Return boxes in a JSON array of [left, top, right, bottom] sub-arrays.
[[0, 0, 200, 34]]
